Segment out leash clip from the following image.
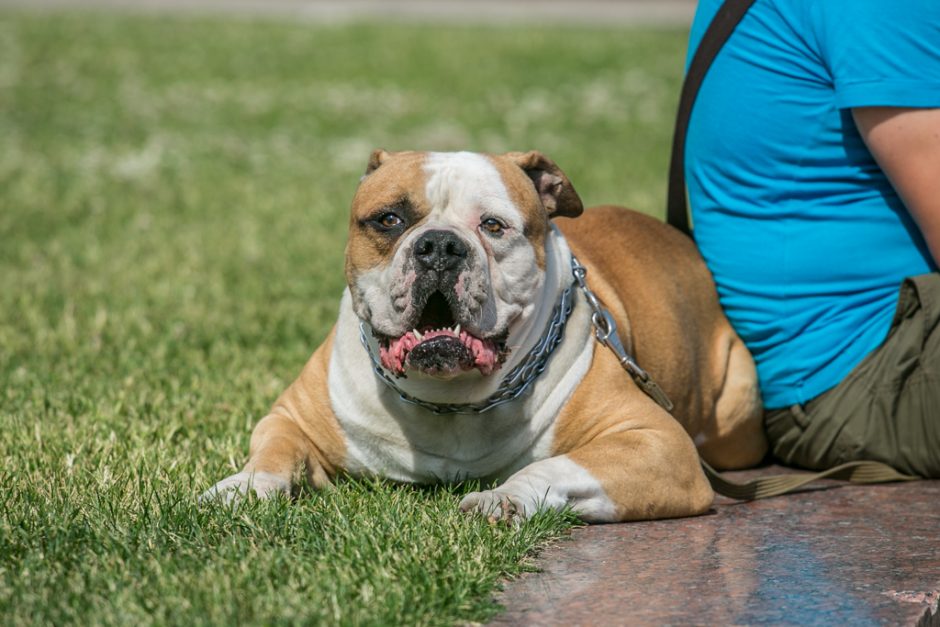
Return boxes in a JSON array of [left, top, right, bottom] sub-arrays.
[[578, 267, 675, 413]]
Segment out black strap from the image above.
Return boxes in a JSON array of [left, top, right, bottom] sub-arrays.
[[666, 0, 757, 236]]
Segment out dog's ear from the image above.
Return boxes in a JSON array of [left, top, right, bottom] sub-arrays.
[[505, 151, 583, 219], [364, 148, 392, 176]]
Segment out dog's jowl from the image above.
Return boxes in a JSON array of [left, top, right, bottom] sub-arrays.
[[203, 150, 767, 522]]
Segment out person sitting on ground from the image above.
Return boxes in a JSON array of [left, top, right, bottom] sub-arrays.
[[684, 0, 940, 477]]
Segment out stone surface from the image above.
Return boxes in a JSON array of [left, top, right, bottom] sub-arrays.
[[493, 475, 940, 626]]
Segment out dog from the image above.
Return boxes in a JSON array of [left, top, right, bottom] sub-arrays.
[[202, 150, 767, 522]]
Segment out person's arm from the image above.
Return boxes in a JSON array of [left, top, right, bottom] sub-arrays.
[[853, 107, 940, 266]]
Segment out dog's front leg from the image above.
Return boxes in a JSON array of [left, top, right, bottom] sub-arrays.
[[201, 333, 344, 504], [460, 408, 713, 523], [201, 413, 314, 503]]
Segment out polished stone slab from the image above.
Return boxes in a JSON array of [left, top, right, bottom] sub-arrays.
[[493, 475, 940, 626]]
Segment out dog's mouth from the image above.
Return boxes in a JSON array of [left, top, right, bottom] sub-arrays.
[[376, 291, 507, 379]]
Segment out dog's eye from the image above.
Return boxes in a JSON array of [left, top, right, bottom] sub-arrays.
[[480, 217, 506, 235], [376, 212, 404, 229]]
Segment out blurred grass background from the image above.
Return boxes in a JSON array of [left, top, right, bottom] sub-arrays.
[[0, 9, 686, 625]]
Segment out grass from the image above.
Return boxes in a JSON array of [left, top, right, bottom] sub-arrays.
[[0, 9, 687, 625]]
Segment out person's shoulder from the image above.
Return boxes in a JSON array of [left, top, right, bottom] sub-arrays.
[[808, 0, 939, 38], [809, 0, 940, 107]]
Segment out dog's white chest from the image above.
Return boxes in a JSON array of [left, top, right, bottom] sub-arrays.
[[334, 398, 551, 482], [327, 291, 594, 483]]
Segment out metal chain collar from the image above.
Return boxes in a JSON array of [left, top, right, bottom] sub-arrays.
[[359, 255, 673, 415]]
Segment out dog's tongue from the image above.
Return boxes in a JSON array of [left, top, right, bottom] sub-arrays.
[[379, 329, 500, 377]]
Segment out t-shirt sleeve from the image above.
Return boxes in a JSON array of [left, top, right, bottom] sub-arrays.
[[814, 0, 940, 109]]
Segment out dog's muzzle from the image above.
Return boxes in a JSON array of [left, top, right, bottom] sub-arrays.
[[369, 230, 507, 378]]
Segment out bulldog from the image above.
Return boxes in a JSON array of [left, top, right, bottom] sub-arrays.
[[202, 150, 767, 522]]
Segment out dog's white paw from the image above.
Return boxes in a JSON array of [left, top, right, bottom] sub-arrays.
[[199, 471, 290, 505], [458, 456, 620, 523], [459, 489, 538, 523]]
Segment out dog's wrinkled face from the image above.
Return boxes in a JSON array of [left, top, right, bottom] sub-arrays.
[[345, 150, 582, 380]]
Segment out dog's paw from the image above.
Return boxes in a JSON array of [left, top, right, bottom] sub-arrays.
[[199, 471, 290, 505], [459, 489, 535, 524]]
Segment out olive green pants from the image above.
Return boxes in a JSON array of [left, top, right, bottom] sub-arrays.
[[765, 273, 940, 478]]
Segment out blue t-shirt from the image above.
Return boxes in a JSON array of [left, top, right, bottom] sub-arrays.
[[686, 0, 940, 409]]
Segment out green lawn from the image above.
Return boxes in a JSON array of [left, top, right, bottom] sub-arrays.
[[0, 10, 687, 625]]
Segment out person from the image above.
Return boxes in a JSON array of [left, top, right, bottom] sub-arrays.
[[684, 0, 940, 477]]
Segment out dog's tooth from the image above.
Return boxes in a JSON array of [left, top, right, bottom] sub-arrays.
[[413, 329, 423, 340], [454, 324, 461, 335]]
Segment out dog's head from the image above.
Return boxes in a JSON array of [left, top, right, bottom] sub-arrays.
[[345, 150, 582, 380]]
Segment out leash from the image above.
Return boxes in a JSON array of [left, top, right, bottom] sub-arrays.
[[700, 459, 917, 500], [666, 0, 920, 498], [571, 256, 674, 412]]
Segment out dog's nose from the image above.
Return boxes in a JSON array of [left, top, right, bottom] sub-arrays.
[[413, 230, 469, 272]]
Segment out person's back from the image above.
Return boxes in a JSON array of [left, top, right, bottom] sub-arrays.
[[685, 0, 940, 476]]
